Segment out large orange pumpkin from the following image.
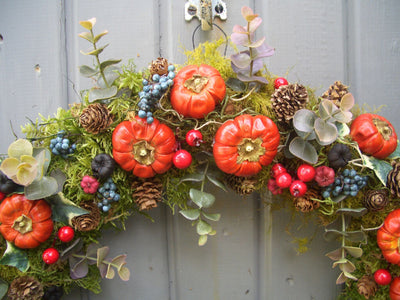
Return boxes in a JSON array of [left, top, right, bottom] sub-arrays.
[[170, 64, 226, 119], [213, 114, 280, 177], [377, 208, 400, 265], [112, 116, 176, 178], [0, 194, 54, 249]]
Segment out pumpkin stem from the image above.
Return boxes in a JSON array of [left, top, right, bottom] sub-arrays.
[[133, 140, 155, 166], [237, 138, 265, 164], [373, 118, 393, 141], [12, 214, 33, 234], [184, 74, 209, 93]]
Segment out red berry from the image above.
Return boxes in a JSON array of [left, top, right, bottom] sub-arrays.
[[58, 226, 75, 243], [173, 150, 192, 169], [42, 248, 59, 264], [271, 163, 287, 178], [275, 172, 292, 188], [290, 180, 308, 197], [186, 130, 203, 147], [297, 164, 316, 182], [274, 77, 288, 89], [374, 269, 392, 285], [267, 178, 283, 195]]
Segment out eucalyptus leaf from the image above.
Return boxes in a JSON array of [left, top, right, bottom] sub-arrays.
[[323, 229, 346, 242], [8, 139, 33, 158], [106, 264, 115, 279], [253, 42, 275, 59], [289, 137, 318, 164], [331, 193, 348, 203], [294, 128, 316, 141], [60, 238, 84, 261], [118, 265, 130, 281], [332, 258, 349, 268], [293, 109, 317, 133], [178, 173, 205, 184], [79, 18, 96, 30], [198, 235, 208, 246], [98, 261, 108, 278], [231, 32, 248, 46], [336, 272, 346, 284], [225, 78, 246, 92], [89, 86, 118, 101], [314, 118, 338, 145], [336, 207, 367, 217], [24, 176, 58, 200], [179, 209, 200, 221], [319, 99, 339, 120], [231, 52, 251, 69], [340, 93, 355, 111], [78, 31, 93, 43], [80, 44, 109, 56], [189, 188, 215, 208], [343, 246, 363, 258], [48, 192, 89, 224], [0, 279, 8, 299], [339, 261, 356, 273], [343, 270, 358, 281], [325, 248, 342, 261], [69, 255, 88, 279], [196, 220, 212, 235], [100, 59, 122, 72], [0, 241, 29, 272], [332, 110, 352, 124], [111, 254, 127, 269], [237, 73, 268, 84], [202, 212, 221, 222], [249, 17, 262, 33], [206, 173, 227, 191], [361, 154, 392, 186], [86, 243, 100, 262], [50, 169, 67, 193], [79, 65, 99, 77], [98, 66, 120, 87], [244, 36, 265, 48], [325, 215, 350, 231], [346, 230, 367, 243], [97, 246, 110, 267]]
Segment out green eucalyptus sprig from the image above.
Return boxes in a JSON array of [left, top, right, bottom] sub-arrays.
[[79, 18, 121, 102], [179, 158, 225, 246]]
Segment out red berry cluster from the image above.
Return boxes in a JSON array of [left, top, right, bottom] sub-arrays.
[[172, 129, 203, 170], [42, 226, 75, 265]]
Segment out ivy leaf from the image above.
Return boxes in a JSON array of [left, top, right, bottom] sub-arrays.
[[47, 192, 89, 224], [179, 209, 200, 221], [289, 137, 318, 164], [24, 176, 58, 200], [388, 143, 400, 159], [189, 189, 215, 209], [0, 241, 29, 272], [196, 220, 212, 235], [337, 123, 350, 138], [361, 154, 392, 186]]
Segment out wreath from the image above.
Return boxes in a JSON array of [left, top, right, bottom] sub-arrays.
[[0, 6, 399, 300]]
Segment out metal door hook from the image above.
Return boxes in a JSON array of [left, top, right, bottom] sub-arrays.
[[185, 0, 227, 31]]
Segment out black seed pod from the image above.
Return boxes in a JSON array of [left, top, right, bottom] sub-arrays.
[[0, 171, 21, 195], [328, 143, 352, 169], [91, 153, 116, 179]]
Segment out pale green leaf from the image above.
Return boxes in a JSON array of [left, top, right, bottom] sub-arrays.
[[33, 148, 51, 178], [0, 241, 29, 272], [336, 272, 346, 284], [80, 44, 109, 56], [333, 111, 352, 123], [198, 235, 208, 246], [79, 18, 96, 30], [343, 246, 363, 258], [99, 59, 121, 72], [69, 256, 88, 279], [190, 188, 215, 208], [202, 212, 221, 222], [209, 230, 217, 236], [8, 139, 33, 158], [93, 30, 109, 43], [24, 176, 58, 200], [314, 118, 338, 145], [97, 66, 120, 87], [206, 173, 227, 191], [325, 248, 342, 261], [179, 209, 200, 221], [118, 265, 130, 281], [293, 109, 317, 133], [111, 255, 127, 269], [196, 220, 212, 235], [337, 123, 350, 138], [332, 258, 349, 268], [0, 279, 8, 299], [16, 163, 38, 186], [78, 31, 93, 43], [178, 173, 205, 184], [336, 207, 367, 217], [343, 271, 358, 281], [289, 137, 318, 164], [340, 93, 355, 111], [97, 247, 110, 267], [340, 261, 356, 274], [319, 99, 339, 120], [361, 154, 392, 186], [0, 157, 19, 178], [89, 86, 117, 101], [106, 264, 115, 279], [346, 230, 367, 243], [79, 65, 99, 77]]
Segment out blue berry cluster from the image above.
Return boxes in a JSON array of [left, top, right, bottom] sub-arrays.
[[97, 178, 120, 212], [322, 169, 368, 198], [50, 131, 76, 158], [137, 65, 176, 124]]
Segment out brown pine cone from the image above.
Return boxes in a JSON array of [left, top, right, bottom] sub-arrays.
[[149, 57, 169, 76], [132, 177, 163, 210], [321, 81, 349, 106], [71, 201, 101, 232], [79, 103, 113, 134], [363, 189, 389, 211], [293, 189, 320, 213], [357, 275, 377, 299], [225, 174, 257, 195], [8, 276, 44, 300], [271, 83, 309, 124], [388, 161, 400, 198]]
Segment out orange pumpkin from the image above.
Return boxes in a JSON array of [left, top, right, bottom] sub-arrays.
[[0, 194, 53, 249]]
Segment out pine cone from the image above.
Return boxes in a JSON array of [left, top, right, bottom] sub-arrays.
[[225, 174, 257, 195], [293, 189, 320, 212], [8, 276, 44, 300], [71, 201, 101, 232], [149, 57, 169, 76], [132, 177, 163, 210], [363, 189, 389, 211], [387, 161, 400, 198], [271, 83, 309, 124], [321, 81, 349, 106], [357, 275, 378, 299], [79, 103, 113, 134]]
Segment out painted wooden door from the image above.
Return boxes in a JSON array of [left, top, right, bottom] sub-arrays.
[[1, 1, 400, 299]]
